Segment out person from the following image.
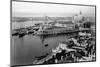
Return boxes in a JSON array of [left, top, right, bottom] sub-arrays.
[[65, 52, 75, 62], [67, 40, 75, 48], [55, 52, 62, 62]]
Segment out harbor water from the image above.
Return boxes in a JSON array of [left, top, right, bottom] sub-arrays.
[[11, 34, 70, 65]]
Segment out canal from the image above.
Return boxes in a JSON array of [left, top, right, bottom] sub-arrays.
[[11, 34, 72, 66]]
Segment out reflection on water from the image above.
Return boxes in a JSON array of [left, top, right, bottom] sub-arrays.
[[11, 34, 68, 65]]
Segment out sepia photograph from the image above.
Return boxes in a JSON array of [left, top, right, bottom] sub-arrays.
[[11, 0, 96, 67]]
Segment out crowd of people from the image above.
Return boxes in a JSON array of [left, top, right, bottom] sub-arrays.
[[33, 31, 96, 64]]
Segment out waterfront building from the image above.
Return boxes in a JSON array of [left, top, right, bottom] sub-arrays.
[[72, 11, 85, 24], [72, 11, 86, 30]]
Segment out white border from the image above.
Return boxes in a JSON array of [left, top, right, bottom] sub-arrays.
[[0, 0, 100, 67]]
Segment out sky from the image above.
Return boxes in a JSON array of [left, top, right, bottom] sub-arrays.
[[12, 1, 95, 17]]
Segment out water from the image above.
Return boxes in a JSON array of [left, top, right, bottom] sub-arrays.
[[11, 34, 68, 66], [11, 17, 95, 66]]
